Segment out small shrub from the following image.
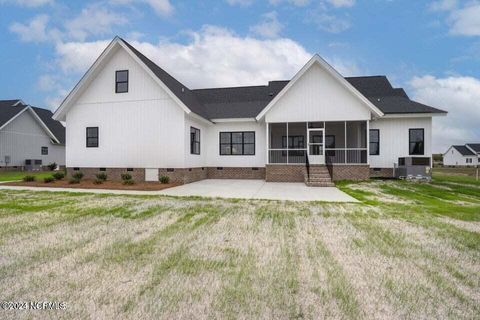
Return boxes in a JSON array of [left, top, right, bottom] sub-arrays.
[[72, 172, 84, 180], [47, 162, 57, 171], [121, 173, 132, 181], [52, 172, 65, 180], [96, 172, 107, 181], [23, 175, 36, 182], [123, 179, 135, 185], [93, 179, 103, 185], [44, 176, 55, 183], [159, 176, 170, 184], [69, 178, 80, 184]]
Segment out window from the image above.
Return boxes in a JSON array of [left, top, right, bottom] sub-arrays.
[[409, 129, 424, 155], [282, 136, 305, 149], [41, 146, 48, 155], [467, 158, 472, 164], [219, 132, 255, 155], [369, 129, 380, 155], [190, 127, 200, 155], [115, 70, 128, 93], [86, 127, 99, 148]]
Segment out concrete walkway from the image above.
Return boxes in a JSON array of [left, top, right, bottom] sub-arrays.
[[0, 179, 358, 202]]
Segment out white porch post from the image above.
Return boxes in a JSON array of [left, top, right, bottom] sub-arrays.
[[266, 122, 269, 165], [286, 122, 289, 164], [344, 121, 347, 164], [366, 120, 370, 165]]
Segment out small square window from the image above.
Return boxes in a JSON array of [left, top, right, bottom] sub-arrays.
[[41, 146, 48, 155]]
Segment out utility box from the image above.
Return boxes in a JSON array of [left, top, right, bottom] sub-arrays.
[[395, 157, 432, 180]]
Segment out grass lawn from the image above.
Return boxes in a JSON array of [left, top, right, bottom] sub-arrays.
[[0, 171, 56, 182], [0, 174, 478, 319]]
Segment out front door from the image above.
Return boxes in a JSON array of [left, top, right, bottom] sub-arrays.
[[308, 129, 325, 164]]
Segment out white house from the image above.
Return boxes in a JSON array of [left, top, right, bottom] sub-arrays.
[[443, 144, 479, 166], [53, 37, 447, 186], [1, 99, 65, 170]]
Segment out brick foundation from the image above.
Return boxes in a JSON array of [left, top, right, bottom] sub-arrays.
[[265, 165, 305, 182], [158, 168, 208, 184], [370, 168, 395, 178], [67, 168, 146, 181], [327, 164, 370, 181], [207, 167, 265, 180]]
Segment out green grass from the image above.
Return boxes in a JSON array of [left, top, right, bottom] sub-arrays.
[[0, 172, 478, 319], [0, 170, 56, 182]]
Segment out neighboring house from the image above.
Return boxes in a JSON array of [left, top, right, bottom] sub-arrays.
[[0, 99, 65, 170], [443, 144, 479, 166], [53, 37, 447, 185]]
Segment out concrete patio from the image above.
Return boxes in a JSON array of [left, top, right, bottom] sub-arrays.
[[0, 179, 358, 202]]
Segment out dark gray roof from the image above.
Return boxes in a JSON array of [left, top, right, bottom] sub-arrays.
[[118, 40, 447, 120], [466, 144, 480, 153], [453, 145, 476, 156], [0, 100, 65, 144], [120, 38, 210, 120]]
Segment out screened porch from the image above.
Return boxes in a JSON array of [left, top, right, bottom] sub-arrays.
[[267, 121, 368, 164]]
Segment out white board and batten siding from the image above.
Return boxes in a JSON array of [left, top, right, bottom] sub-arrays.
[[0, 110, 65, 166], [265, 63, 371, 123], [66, 47, 186, 169], [369, 117, 432, 168], [443, 147, 478, 166]]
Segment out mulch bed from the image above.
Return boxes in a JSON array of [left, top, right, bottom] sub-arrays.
[[4, 180, 179, 191]]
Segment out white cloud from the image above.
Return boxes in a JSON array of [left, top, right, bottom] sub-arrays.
[[65, 4, 128, 41], [110, 0, 173, 16], [226, 0, 254, 6], [9, 15, 61, 43], [410, 75, 480, 152], [55, 40, 111, 73], [250, 11, 283, 38], [327, 0, 355, 8], [0, 0, 53, 7], [269, 0, 310, 6], [448, 2, 480, 36], [307, 11, 351, 33], [429, 0, 457, 11]]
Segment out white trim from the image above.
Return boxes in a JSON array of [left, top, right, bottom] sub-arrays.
[[465, 144, 480, 155], [381, 113, 446, 119], [211, 118, 256, 123], [0, 106, 61, 144], [53, 37, 195, 121], [188, 112, 213, 125], [12, 100, 25, 106], [256, 54, 384, 121]]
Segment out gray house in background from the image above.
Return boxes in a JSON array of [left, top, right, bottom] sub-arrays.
[[0, 99, 65, 170]]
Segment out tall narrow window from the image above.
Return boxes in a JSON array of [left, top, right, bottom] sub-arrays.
[[409, 129, 424, 155], [190, 127, 200, 155], [369, 129, 380, 155], [219, 132, 255, 155], [115, 70, 129, 93], [41, 146, 48, 155], [86, 127, 99, 148]]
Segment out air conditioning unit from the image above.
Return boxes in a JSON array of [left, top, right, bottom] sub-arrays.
[[25, 159, 42, 171], [395, 157, 431, 180]]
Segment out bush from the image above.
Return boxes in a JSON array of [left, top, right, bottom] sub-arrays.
[[93, 179, 103, 185], [159, 176, 170, 184], [96, 172, 107, 181], [72, 172, 84, 180], [121, 173, 132, 181], [69, 178, 80, 184], [52, 172, 65, 180], [123, 179, 135, 185], [23, 175, 36, 182], [44, 176, 55, 183], [47, 162, 57, 171]]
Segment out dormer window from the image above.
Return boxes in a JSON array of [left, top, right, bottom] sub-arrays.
[[115, 70, 128, 93]]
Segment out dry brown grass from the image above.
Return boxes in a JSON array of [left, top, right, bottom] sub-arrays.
[[0, 179, 479, 319]]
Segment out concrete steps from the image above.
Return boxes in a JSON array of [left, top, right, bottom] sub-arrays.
[[304, 165, 335, 187]]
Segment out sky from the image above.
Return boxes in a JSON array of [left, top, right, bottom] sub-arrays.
[[0, 0, 479, 152]]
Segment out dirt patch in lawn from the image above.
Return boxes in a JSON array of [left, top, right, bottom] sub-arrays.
[[4, 179, 179, 191]]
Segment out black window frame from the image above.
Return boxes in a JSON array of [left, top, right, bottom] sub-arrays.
[[86, 127, 99, 148], [190, 127, 200, 155], [41, 146, 48, 155], [281, 135, 305, 149], [219, 131, 255, 156], [369, 129, 380, 155], [409, 128, 424, 155], [115, 70, 129, 93]]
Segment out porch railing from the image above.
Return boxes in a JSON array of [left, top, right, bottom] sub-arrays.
[[325, 148, 367, 164], [269, 149, 307, 164]]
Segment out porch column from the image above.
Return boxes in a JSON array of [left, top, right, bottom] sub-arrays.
[[366, 120, 370, 165], [344, 121, 347, 164], [266, 122, 269, 165]]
